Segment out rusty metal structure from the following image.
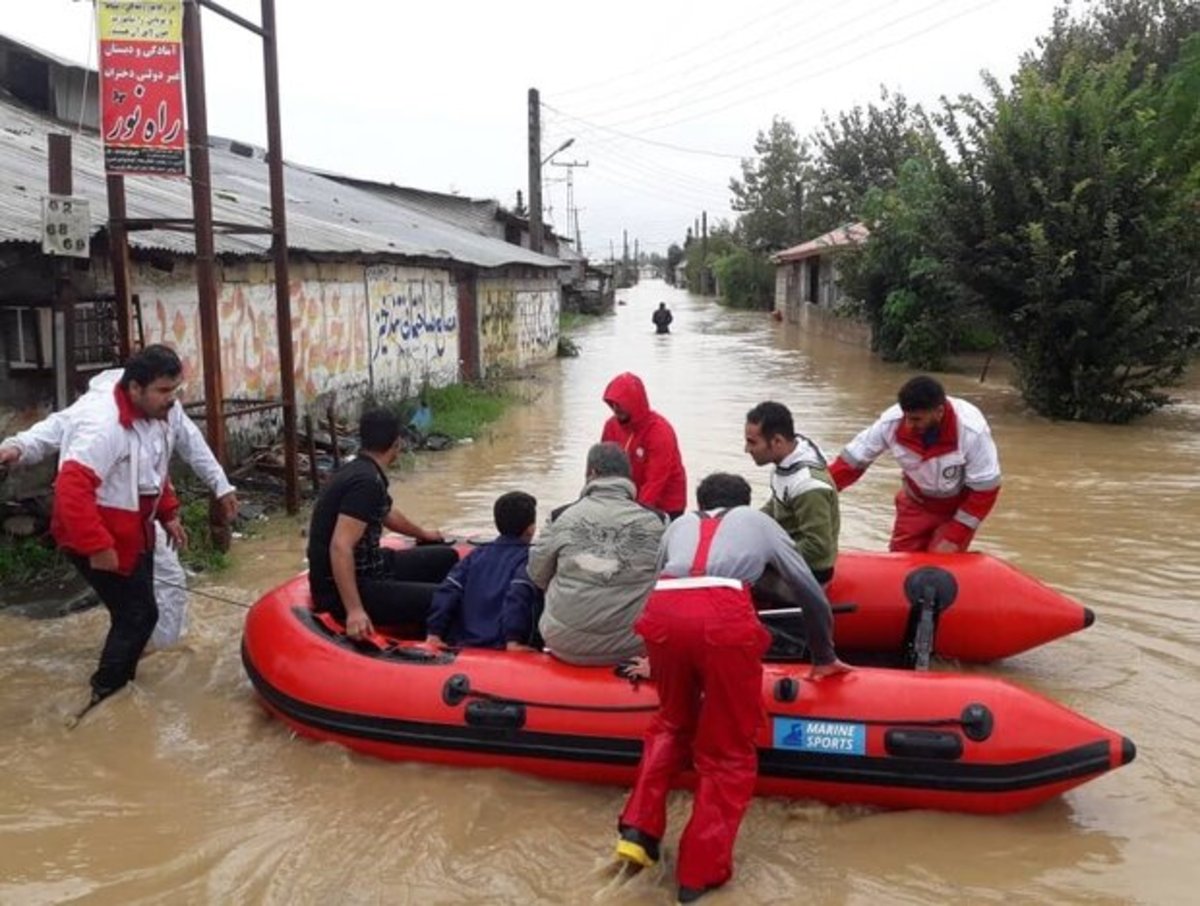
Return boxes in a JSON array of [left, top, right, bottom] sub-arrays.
[[106, 0, 299, 513]]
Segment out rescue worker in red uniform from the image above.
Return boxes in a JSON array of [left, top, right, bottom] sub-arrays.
[[600, 372, 687, 518], [829, 375, 1001, 553], [614, 473, 849, 903]]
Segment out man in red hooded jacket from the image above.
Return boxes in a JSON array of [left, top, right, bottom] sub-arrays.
[[601, 373, 687, 517]]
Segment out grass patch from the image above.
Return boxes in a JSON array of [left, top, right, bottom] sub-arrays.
[[369, 382, 514, 442], [179, 499, 231, 573], [423, 382, 512, 440], [0, 536, 67, 585]]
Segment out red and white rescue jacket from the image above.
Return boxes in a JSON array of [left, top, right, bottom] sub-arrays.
[[829, 396, 1001, 546], [51, 378, 183, 575]]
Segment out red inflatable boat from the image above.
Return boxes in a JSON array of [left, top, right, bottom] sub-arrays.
[[822, 550, 1093, 663], [396, 539, 1092, 664], [242, 576, 1134, 815]]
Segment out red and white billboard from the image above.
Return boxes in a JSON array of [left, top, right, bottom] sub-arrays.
[[98, 0, 186, 176]]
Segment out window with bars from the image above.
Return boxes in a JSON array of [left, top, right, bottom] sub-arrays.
[[73, 300, 119, 367]]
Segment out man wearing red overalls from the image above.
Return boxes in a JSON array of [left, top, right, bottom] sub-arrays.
[[614, 473, 849, 903], [830, 375, 1002, 553]]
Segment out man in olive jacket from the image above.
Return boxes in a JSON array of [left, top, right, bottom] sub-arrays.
[[744, 401, 840, 583], [529, 443, 668, 665]]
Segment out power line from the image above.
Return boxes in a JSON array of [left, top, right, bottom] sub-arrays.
[[570, 0, 892, 125], [641, 0, 1001, 134], [551, 0, 800, 101], [542, 102, 744, 160], [543, 114, 733, 200], [600, 0, 955, 132]]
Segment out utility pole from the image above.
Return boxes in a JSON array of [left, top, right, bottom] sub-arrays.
[[48, 134, 77, 408], [182, 0, 226, 465], [527, 88, 543, 254], [701, 210, 709, 294], [261, 0, 299, 515], [550, 159, 588, 252], [106, 171, 133, 360]]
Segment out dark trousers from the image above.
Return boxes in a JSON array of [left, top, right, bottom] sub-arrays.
[[322, 545, 459, 629], [70, 552, 157, 696]]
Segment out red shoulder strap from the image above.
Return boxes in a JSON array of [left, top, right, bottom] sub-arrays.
[[689, 514, 724, 577]]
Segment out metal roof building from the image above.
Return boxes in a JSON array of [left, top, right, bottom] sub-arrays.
[[0, 95, 564, 271]]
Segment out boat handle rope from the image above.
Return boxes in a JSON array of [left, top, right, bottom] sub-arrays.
[[156, 578, 253, 609], [442, 673, 660, 714]]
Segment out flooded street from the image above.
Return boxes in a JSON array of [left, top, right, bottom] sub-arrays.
[[2, 278, 1198, 904]]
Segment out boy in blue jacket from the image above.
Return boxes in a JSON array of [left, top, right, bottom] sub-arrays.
[[425, 491, 543, 649]]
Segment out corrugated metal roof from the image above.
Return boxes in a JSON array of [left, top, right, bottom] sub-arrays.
[[320, 173, 581, 261], [0, 97, 565, 270], [0, 32, 92, 73], [773, 222, 869, 263], [315, 174, 504, 238]]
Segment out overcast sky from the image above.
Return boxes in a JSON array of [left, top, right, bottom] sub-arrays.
[[3, 0, 1067, 257]]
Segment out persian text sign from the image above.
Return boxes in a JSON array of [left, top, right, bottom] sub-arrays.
[[98, 0, 186, 175]]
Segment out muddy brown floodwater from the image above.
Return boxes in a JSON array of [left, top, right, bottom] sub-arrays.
[[2, 279, 1198, 904]]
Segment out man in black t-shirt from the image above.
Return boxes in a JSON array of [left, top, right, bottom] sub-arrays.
[[306, 408, 458, 638]]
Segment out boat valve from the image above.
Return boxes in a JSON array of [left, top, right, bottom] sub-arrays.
[[443, 673, 471, 706], [773, 677, 800, 703], [961, 702, 994, 741]]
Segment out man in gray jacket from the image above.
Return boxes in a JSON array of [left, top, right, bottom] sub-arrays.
[[528, 442, 668, 665]]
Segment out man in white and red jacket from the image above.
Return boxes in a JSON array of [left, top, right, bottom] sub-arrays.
[[49, 345, 213, 703], [829, 375, 1001, 553], [0, 369, 237, 652]]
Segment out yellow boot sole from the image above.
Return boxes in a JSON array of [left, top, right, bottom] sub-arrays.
[[615, 838, 657, 868]]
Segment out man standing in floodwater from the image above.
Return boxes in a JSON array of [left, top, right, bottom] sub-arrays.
[[613, 472, 848, 903], [43, 345, 231, 714], [830, 375, 1001, 552], [652, 302, 674, 334]]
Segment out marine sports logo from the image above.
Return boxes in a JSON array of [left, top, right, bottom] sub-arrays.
[[772, 718, 866, 755]]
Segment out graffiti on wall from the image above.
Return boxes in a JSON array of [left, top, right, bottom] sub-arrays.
[[479, 280, 559, 371], [480, 288, 517, 367], [291, 279, 370, 401], [517, 290, 559, 356], [365, 265, 459, 393], [138, 264, 370, 408]]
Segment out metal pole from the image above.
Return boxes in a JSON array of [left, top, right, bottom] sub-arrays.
[[528, 88, 543, 254], [261, 0, 298, 513], [105, 174, 133, 359], [48, 134, 77, 407], [182, 0, 227, 465]]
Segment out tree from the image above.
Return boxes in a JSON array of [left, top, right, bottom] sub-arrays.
[[839, 153, 976, 370], [806, 88, 933, 235], [1030, 0, 1200, 84], [684, 223, 737, 294], [711, 248, 775, 310], [947, 45, 1200, 421], [665, 244, 684, 286], [728, 117, 809, 252]]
